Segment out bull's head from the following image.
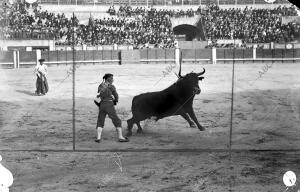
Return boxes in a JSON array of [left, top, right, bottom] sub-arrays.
[[181, 69, 205, 95], [178, 52, 205, 80], [177, 52, 205, 95]]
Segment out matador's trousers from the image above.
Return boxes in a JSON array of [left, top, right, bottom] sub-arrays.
[[96, 101, 122, 128]]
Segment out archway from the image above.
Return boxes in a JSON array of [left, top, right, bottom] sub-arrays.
[[173, 24, 201, 41]]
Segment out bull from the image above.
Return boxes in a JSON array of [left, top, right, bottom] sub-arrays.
[[126, 62, 206, 137]]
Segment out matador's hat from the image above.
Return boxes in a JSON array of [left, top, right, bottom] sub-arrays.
[[103, 73, 113, 80]]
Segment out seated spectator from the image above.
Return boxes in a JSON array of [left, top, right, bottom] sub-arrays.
[[107, 6, 116, 15]]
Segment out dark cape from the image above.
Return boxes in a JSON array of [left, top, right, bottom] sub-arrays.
[[36, 72, 49, 95]]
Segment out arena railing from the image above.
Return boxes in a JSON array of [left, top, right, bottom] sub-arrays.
[[39, 0, 290, 6], [2, 46, 300, 69], [219, 0, 235, 5], [0, 32, 55, 40]]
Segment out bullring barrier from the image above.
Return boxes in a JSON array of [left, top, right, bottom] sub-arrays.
[[1, 48, 300, 69]]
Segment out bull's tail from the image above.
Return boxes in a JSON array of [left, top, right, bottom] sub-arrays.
[[131, 96, 138, 111]]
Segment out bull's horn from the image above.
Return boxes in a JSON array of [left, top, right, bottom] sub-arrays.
[[173, 71, 179, 78], [197, 68, 206, 76], [178, 51, 182, 77]]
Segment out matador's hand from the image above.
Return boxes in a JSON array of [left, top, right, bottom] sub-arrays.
[[113, 100, 117, 105]]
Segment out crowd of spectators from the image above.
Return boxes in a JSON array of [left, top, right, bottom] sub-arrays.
[[0, 1, 77, 40], [57, 15, 175, 48], [1, 1, 300, 48], [59, 7, 175, 48], [202, 4, 300, 43], [108, 5, 195, 18], [1, 2, 175, 48]]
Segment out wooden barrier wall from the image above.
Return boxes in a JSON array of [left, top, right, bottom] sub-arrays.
[[1, 48, 300, 68]]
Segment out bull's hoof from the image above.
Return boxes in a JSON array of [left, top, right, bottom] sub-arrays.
[[198, 126, 205, 131], [136, 129, 143, 134], [126, 131, 132, 137], [190, 123, 196, 128]]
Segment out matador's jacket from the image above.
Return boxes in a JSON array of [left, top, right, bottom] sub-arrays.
[[97, 82, 118, 104]]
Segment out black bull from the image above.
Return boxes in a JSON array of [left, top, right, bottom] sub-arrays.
[[126, 68, 206, 136]]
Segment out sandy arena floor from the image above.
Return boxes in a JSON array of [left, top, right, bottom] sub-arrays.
[[0, 62, 299, 191]]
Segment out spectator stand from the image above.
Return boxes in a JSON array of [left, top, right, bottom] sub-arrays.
[[1, 1, 299, 50], [39, 0, 291, 6]]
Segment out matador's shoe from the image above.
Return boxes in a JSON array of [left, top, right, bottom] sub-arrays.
[[118, 137, 129, 142]]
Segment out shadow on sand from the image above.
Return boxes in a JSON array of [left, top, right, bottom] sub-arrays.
[[16, 90, 37, 96]]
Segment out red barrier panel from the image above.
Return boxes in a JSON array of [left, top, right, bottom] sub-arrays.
[[140, 49, 148, 60], [75, 51, 85, 61], [111, 51, 119, 61], [121, 50, 140, 64], [295, 49, 300, 58], [101, 50, 119, 63], [4, 48, 300, 67], [284, 49, 294, 58], [195, 49, 211, 60], [273, 49, 283, 58], [83, 51, 94, 61], [225, 49, 234, 59], [165, 49, 175, 60], [262, 49, 273, 58], [41, 51, 48, 62], [182, 49, 196, 60], [0, 51, 14, 63], [93, 51, 103, 60], [58, 51, 68, 63], [49, 51, 59, 62], [243, 49, 253, 58], [156, 49, 166, 64], [102, 50, 112, 61], [147, 49, 156, 61], [234, 49, 246, 59], [216, 49, 226, 59], [19, 51, 36, 63], [66, 51, 74, 61]]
